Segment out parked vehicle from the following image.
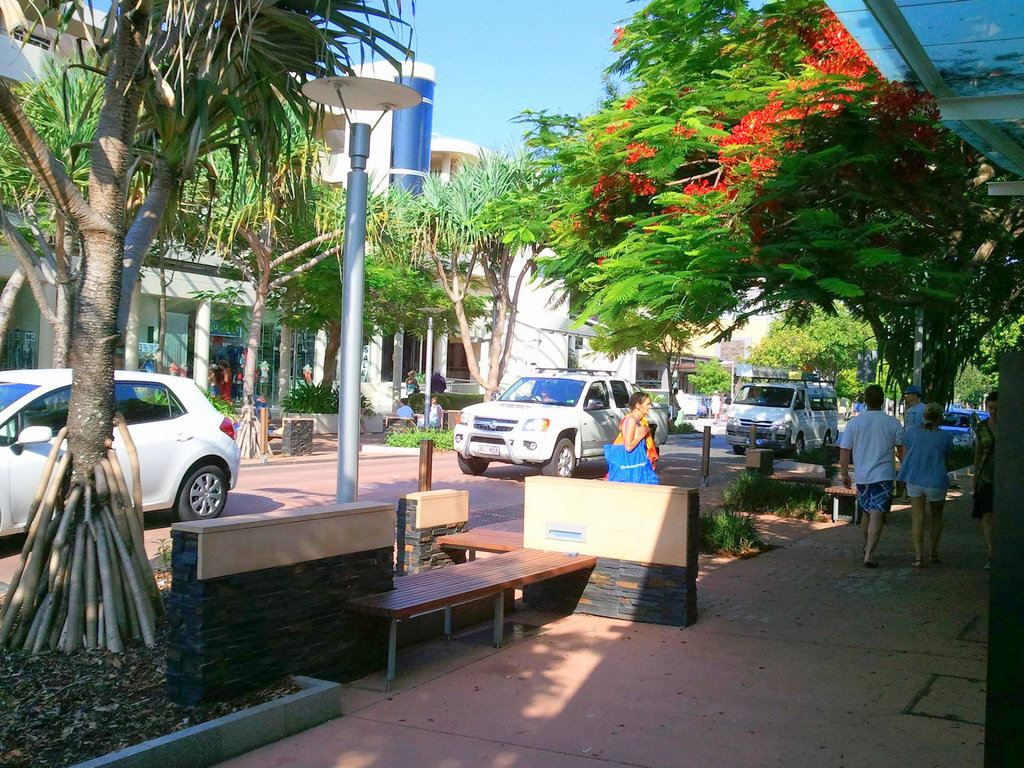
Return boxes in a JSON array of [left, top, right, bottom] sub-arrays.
[[452, 370, 669, 477], [726, 378, 839, 455], [939, 407, 987, 447], [0, 370, 241, 537]]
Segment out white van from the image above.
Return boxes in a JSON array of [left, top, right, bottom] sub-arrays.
[[725, 380, 839, 455]]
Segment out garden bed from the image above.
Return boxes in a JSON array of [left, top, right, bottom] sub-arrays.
[[0, 574, 298, 768]]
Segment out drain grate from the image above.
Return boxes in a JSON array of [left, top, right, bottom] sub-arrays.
[[904, 673, 986, 726]]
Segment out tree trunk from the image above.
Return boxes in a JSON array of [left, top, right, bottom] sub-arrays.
[[321, 320, 341, 388], [51, 281, 73, 368], [0, 268, 25, 358], [277, 324, 292, 402], [235, 284, 268, 459]]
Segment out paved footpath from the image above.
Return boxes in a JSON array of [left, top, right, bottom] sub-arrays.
[[219, 487, 989, 768]]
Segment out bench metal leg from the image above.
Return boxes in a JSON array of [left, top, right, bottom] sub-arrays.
[[493, 592, 505, 648], [444, 606, 453, 640], [468, 548, 477, 562], [386, 618, 398, 692]]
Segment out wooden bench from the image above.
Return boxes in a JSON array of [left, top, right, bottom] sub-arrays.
[[825, 485, 860, 523], [437, 525, 524, 561], [347, 549, 597, 689]]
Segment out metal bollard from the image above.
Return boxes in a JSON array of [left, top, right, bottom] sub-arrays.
[[701, 425, 712, 487], [418, 439, 434, 492]]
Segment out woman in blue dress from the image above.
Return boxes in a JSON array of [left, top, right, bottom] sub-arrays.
[[605, 392, 659, 485]]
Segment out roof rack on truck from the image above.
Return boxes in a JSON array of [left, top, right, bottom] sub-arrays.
[[534, 367, 617, 376]]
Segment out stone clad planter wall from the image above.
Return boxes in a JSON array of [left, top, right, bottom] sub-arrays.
[[396, 490, 469, 575], [520, 476, 699, 628], [167, 503, 395, 704]]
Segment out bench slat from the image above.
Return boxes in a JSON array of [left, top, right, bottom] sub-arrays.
[[436, 528, 524, 553], [348, 549, 596, 619]]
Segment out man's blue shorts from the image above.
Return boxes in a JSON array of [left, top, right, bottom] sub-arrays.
[[856, 480, 894, 518]]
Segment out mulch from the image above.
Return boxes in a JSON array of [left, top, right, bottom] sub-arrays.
[[0, 574, 299, 768]]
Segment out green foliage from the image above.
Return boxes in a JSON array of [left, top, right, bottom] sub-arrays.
[[203, 389, 236, 416], [524, 0, 1024, 405], [699, 509, 764, 555], [953, 365, 994, 409], [385, 428, 454, 451], [669, 421, 698, 434], [746, 306, 871, 388], [689, 359, 731, 395], [155, 538, 173, 570], [408, 393, 485, 411], [723, 473, 826, 520], [280, 382, 338, 414]]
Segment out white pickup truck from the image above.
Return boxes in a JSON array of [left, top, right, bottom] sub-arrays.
[[453, 371, 669, 477]]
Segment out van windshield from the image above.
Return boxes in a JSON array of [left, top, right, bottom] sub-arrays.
[[735, 385, 793, 408]]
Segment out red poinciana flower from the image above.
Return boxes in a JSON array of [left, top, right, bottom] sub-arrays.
[[625, 142, 658, 165]]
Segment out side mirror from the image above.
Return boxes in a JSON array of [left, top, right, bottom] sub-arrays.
[[17, 425, 53, 445], [585, 399, 604, 411], [12, 425, 53, 455]]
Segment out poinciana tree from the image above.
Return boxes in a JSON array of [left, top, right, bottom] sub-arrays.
[[0, 0, 411, 652], [527, 0, 1024, 402]]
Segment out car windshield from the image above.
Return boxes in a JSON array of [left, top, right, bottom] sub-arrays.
[[942, 411, 987, 429], [734, 385, 794, 408], [501, 377, 584, 407], [0, 382, 39, 411]]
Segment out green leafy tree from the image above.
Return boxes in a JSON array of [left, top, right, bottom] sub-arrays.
[[526, 0, 1024, 404], [953, 365, 994, 408], [0, 0, 411, 653], [746, 306, 872, 390], [689, 359, 731, 395]]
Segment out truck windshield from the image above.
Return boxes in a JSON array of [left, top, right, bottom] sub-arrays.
[[501, 377, 584, 407], [735, 385, 793, 408]]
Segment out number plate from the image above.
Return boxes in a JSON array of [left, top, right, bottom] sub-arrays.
[[476, 445, 501, 456]]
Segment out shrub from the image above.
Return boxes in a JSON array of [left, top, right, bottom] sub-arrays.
[[281, 382, 338, 413], [723, 472, 826, 520], [203, 389, 236, 416], [385, 428, 454, 451], [670, 421, 698, 434], [700, 509, 764, 555], [408, 392, 485, 411]]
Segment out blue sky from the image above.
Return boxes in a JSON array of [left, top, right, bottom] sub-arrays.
[[407, 1, 635, 151]]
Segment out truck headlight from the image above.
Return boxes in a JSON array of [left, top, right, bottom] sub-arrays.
[[727, 417, 737, 428], [771, 419, 789, 430], [522, 418, 550, 432], [457, 413, 473, 428]]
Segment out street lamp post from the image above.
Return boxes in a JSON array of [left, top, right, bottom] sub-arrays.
[[418, 308, 444, 427], [301, 76, 421, 503]]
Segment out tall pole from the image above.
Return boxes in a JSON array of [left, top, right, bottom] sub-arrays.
[[336, 122, 371, 503], [423, 314, 434, 426], [913, 307, 924, 389]]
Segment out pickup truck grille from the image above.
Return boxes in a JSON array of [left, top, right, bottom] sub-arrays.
[[473, 418, 516, 432], [736, 418, 773, 428]]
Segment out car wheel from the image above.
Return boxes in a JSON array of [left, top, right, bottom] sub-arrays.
[[824, 430, 832, 446], [792, 433, 806, 457], [177, 464, 228, 522], [457, 455, 490, 475], [732, 444, 746, 455], [543, 437, 577, 478]]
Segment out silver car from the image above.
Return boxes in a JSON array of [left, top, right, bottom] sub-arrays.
[[0, 370, 241, 537]]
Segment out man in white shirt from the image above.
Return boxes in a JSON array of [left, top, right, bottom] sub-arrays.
[[840, 384, 905, 567]]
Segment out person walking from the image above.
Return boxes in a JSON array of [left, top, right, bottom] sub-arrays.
[[903, 385, 925, 429], [973, 390, 997, 569], [896, 402, 953, 567], [427, 396, 444, 428], [604, 392, 659, 484], [430, 369, 447, 394], [839, 384, 905, 567]]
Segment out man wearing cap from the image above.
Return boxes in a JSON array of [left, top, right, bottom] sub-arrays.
[[904, 385, 925, 429]]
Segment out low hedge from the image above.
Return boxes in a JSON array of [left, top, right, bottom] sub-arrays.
[[408, 392, 485, 411], [723, 472, 826, 521], [384, 428, 454, 451], [699, 509, 764, 555]]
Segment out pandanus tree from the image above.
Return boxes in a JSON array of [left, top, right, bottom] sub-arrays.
[[0, 0, 411, 652], [0, 60, 102, 365], [527, 0, 1024, 402]]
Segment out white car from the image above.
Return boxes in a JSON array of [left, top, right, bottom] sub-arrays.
[[0, 370, 241, 537]]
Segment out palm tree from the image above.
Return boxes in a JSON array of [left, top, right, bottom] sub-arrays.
[[414, 152, 538, 397], [0, 0, 411, 652]]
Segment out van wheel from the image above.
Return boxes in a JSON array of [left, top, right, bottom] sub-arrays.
[[457, 455, 490, 475], [543, 438, 577, 478], [732, 445, 746, 455], [824, 430, 832, 446], [791, 434, 806, 457]]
